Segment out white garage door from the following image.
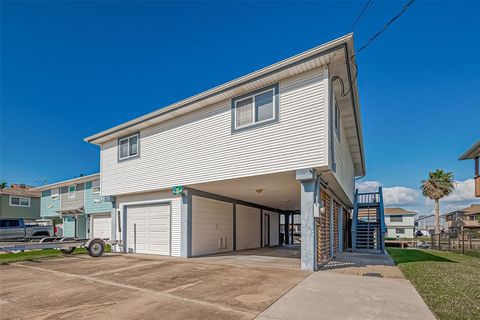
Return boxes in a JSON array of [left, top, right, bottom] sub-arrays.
[[126, 203, 170, 255], [91, 214, 111, 239], [192, 196, 233, 256], [236, 205, 261, 250]]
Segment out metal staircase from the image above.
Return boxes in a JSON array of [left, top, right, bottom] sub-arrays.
[[351, 187, 386, 253]]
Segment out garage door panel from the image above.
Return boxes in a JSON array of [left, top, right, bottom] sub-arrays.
[[126, 203, 170, 255], [192, 196, 233, 256], [92, 214, 112, 239]]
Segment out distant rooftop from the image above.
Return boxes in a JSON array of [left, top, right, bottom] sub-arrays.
[[0, 184, 41, 198], [384, 207, 417, 216], [444, 204, 480, 216]]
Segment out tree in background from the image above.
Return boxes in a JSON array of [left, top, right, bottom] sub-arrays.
[[420, 169, 455, 243], [0, 182, 7, 190]]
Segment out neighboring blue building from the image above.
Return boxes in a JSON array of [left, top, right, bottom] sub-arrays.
[[32, 173, 114, 239]]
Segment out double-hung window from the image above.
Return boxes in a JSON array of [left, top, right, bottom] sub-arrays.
[[390, 215, 403, 222], [119, 133, 139, 160], [92, 180, 101, 194], [232, 84, 279, 132], [51, 188, 59, 200], [68, 185, 76, 199], [10, 196, 30, 207]]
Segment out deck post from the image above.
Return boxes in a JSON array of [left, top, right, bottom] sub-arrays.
[[296, 168, 317, 271]]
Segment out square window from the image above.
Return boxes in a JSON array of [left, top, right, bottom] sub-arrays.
[[232, 84, 278, 132], [68, 185, 76, 198], [51, 188, 59, 200], [92, 180, 101, 194], [20, 197, 30, 206], [10, 197, 20, 205], [118, 133, 139, 160], [390, 215, 403, 222]]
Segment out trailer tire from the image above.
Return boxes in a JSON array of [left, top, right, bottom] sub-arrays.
[[60, 247, 76, 254], [88, 239, 105, 257]]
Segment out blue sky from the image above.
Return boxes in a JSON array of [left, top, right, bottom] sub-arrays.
[[1, 1, 479, 214]]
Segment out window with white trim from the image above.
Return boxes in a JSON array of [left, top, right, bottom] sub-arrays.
[[390, 215, 403, 222], [68, 185, 76, 199], [232, 85, 278, 131], [119, 133, 139, 160], [9, 196, 30, 207], [51, 188, 59, 200], [92, 180, 100, 194], [395, 228, 405, 234]]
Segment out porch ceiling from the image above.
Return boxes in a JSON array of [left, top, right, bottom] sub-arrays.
[[188, 171, 301, 211]]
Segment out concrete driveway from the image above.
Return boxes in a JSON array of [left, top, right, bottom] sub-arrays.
[[0, 254, 308, 320]]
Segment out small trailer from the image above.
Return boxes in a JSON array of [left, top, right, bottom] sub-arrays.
[[0, 237, 118, 257]]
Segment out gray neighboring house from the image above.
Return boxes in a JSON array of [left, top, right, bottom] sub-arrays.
[[0, 184, 41, 220]]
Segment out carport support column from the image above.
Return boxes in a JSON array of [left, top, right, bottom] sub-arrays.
[[296, 168, 317, 271], [181, 189, 192, 258]]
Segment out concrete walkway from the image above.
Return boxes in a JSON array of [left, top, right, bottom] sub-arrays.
[[257, 252, 436, 320]]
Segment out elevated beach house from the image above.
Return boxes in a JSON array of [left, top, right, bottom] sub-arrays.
[[84, 34, 366, 270], [32, 174, 114, 239]]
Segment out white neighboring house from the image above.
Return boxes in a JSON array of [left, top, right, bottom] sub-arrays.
[[385, 208, 416, 239], [84, 34, 366, 271]]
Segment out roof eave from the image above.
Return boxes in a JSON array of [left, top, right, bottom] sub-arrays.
[[31, 173, 100, 192], [459, 140, 480, 160], [84, 34, 356, 145]]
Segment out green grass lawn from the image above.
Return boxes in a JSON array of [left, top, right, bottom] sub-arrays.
[[387, 247, 480, 320], [0, 248, 88, 264]]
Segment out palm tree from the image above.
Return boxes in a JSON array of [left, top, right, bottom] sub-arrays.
[[420, 169, 455, 239]]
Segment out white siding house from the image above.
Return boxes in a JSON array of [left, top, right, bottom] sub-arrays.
[[385, 208, 416, 239], [85, 34, 365, 271]]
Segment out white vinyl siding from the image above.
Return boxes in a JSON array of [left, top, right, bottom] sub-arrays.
[[116, 190, 182, 257], [236, 205, 261, 250], [100, 68, 328, 196], [191, 196, 233, 256], [331, 96, 355, 203]]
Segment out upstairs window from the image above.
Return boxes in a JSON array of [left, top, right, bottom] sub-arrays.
[[10, 196, 30, 207], [390, 215, 403, 222], [232, 84, 279, 132], [51, 188, 59, 200], [119, 133, 139, 160], [92, 180, 101, 194], [68, 185, 76, 199]]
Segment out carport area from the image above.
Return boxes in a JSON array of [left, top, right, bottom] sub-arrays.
[[186, 171, 303, 261], [0, 253, 308, 320]]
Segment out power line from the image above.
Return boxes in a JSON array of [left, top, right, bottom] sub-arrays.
[[335, 0, 415, 98], [356, 0, 415, 55], [349, 0, 374, 32]]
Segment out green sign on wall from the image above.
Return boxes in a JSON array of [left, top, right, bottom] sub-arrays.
[[172, 185, 183, 196]]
